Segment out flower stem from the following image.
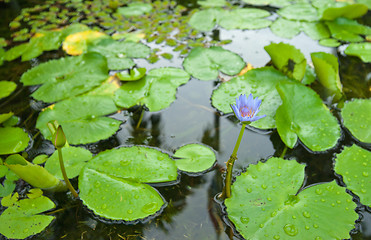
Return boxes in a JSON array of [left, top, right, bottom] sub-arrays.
[[57, 148, 78, 198], [136, 106, 145, 129], [221, 123, 246, 199], [280, 145, 288, 158]]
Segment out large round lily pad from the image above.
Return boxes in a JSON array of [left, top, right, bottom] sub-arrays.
[[277, 3, 319, 22], [0, 127, 30, 154], [45, 146, 92, 179], [211, 67, 294, 129], [341, 99, 371, 143], [334, 145, 371, 206], [182, 47, 245, 81], [114, 67, 190, 111], [275, 82, 341, 151], [20, 52, 109, 103], [36, 95, 121, 145], [0, 195, 55, 239], [173, 144, 216, 173], [79, 146, 178, 221], [225, 157, 357, 240]]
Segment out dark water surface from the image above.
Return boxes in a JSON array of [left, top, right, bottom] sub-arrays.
[[1, 1, 371, 240]]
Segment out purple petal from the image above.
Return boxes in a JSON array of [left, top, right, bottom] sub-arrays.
[[250, 114, 266, 122], [231, 104, 240, 118]]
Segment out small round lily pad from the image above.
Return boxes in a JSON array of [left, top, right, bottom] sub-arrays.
[[173, 144, 216, 173], [0, 127, 30, 154]]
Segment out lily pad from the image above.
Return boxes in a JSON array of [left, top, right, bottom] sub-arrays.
[[270, 18, 301, 39], [320, 3, 368, 20], [301, 22, 330, 40], [334, 145, 371, 206], [225, 157, 357, 240], [311, 52, 343, 101], [325, 17, 371, 42], [275, 82, 341, 151], [114, 67, 190, 112], [218, 8, 272, 30], [173, 144, 216, 173], [0, 195, 55, 239], [0, 81, 16, 99], [197, 0, 227, 7], [264, 42, 306, 81], [36, 95, 121, 145], [344, 42, 371, 63], [341, 99, 371, 143], [318, 38, 341, 47], [183, 47, 245, 81], [0, 127, 30, 155], [188, 8, 225, 32], [87, 38, 150, 70], [117, 3, 152, 17], [211, 67, 294, 129], [277, 3, 319, 22], [117, 68, 146, 81], [79, 146, 178, 221], [62, 30, 108, 55], [0, 112, 14, 124], [45, 146, 92, 179], [20, 52, 109, 103]]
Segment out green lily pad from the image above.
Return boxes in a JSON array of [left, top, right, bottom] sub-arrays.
[[302, 65, 316, 85], [0, 127, 30, 155], [87, 38, 150, 70], [320, 3, 368, 20], [117, 3, 152, 17], [45, 146, 92, 179], [79, 146, 178, 221], [36, 95, 121, 145], [173, 144, 216, 173], [341, 99, 371, 143], [188, 8, 225, 32], [0, 195, 55, 239], [0, 112, 14, 124], [211, 67, 294, 129], [344, 42, 371, 63], [183, 47, 245, 81], [117, 68, 147, 81], [197, 0, 227, 7], [20, 52, 109, 103], [241, 0, 292, 7], [0, 178, 16, 198], [334, 145, 371, 206], [301, 22, 330, 40], [277, 3, 319, 22], [311, 52, 343, 101], [318, 38, 341, 47], [270, 18, 301, 39], [0, 81, 17, 99], [218, 8, 272, 30], [225, 157, 357, 240], [275, 82, 341, 151], [325, 17, 371, 42], [114, 67, 190, 112], [264, 42, 306, 81]]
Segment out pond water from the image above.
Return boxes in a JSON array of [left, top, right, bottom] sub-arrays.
[[0, 0, 371, 239]]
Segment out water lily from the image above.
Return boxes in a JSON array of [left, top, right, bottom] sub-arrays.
[[231, 93, 266, 123]]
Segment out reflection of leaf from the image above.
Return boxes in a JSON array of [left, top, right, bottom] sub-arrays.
[[79, 146, 178, 221], [45, 146, 92, 179], [334, 145, 371, 206], [0, 195, 55, 239], [211, 67, 293, 129], [275, 82, 340, 151], [114, 67, 190, 111], [36, 95, 121, 145], [225, 157, 357, 240], [264, 42, 306, 81], [173, 144, 216, 173], [311, 52, 343, 101], [0, 127, 29, 155], [20, 52, 109, 102], [344, 42, 371, 63], [341, 99, 371, 143], [0, 81, 16, 99], [183, 47, 245, 81]]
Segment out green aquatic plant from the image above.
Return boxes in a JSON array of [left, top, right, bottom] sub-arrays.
[[344, 42, 371, 62], [0, 81, 16, 99], [225, 157, 357, 239], [221, 93, 266, 199]]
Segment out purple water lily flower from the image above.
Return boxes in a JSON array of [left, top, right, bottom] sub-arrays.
[[231, 94, 266, 123]]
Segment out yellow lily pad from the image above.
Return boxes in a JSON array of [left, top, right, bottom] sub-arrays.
[[62, 30, 108, 56]]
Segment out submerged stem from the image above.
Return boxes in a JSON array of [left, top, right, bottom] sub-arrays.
[[221, 123, 246, 199], [136, 106, 145, 129], [280, 145, 288, 158], [58, 148, 78, 198]]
